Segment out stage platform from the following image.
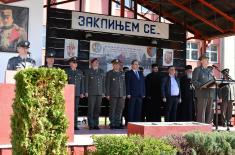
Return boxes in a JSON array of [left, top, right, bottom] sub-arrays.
[[128, 122, 213, 138]]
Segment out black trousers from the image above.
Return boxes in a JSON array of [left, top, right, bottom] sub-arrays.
[[128, 97, 142, 122], [165, 96, 179, 122]]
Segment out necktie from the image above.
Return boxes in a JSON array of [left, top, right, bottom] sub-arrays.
[[135, 71, 139, 79]]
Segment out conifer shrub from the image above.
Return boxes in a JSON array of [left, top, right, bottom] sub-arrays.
[[11, 68, 68, 155]]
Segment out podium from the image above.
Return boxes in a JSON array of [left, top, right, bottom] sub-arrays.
[[201, 79, 235, 130], [4, 70, 17, 84]]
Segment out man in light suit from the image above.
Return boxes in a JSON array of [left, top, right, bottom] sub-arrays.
[[162, 66, 181, 122], [192, 55, 215, 123], [219, 69, 235, 127], [126, 60, 145, 122]]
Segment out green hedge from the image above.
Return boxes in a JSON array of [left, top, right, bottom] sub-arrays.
[[90, 135, 177, 155], [11, 68, 69, 155], [184, 131, 235, 155]]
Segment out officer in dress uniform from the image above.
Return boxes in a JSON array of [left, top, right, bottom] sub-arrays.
[[41, 49, 56, 68], [66, 57, 84, 130], [7, 40, 35, 70], [106, 59, 126, 129], [0, 9, 27, 51], [84, 58, 105, 130]]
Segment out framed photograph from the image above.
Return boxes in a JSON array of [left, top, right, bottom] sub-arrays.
[[64, 39, 78, 59], [163, 49, 174, 66], [0, 4, 28, 52]]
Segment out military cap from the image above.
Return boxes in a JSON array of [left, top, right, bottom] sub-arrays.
[[91, 58, 98, 63], [221, 68, 229, 74], [185, 65, 192, 70], [68, 57, 78, 63], [198, 54, 209, 61], [207, 66, 213, 71], [17, 40, 30, 48], [46, 49, 56, 58], [111, 59, 121, 64]]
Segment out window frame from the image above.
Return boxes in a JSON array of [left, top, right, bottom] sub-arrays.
[[186, 42, 199, 61], [206, 44, 218, 63]]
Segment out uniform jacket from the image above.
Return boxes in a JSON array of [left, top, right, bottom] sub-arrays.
[[105, 70, 126, 97], [84, 68, 105, 95], [7, 56, 36, 70], [161, 75, 181, 98], [66, 68, 84, 96], [125, 70, 145, 97], [192, 66, 215, 98], [219, 83, 235, 101]]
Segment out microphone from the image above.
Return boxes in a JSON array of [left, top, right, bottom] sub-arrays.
[[212, 65, 218, 69]]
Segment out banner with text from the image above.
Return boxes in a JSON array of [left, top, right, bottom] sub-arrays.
[[90, 41, 157, 75], [72, 12, 169, 39]]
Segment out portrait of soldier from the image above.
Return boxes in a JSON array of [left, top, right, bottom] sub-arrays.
[[0, 6, 27, 52]]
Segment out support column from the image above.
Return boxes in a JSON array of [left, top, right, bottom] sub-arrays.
[[134, 0, 137, 19], [120, 0, 124, 17], [79, 0, 83, 11], [108, 0, 112, 16]]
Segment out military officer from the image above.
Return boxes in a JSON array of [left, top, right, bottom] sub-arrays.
[[192, 55, 215, 123], [0, 8, 27, 51], [66, 57, 84, 130], [84, 58, 105, 130], [41, 49, 56, 68], [7, 40, 35, 70], [106, 59, 126, 129], [219, 69, 235, 128]]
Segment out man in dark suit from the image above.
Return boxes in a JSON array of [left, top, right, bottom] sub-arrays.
[[162, 66, 181, 122], [145, 63, 162, 122], [126, 60, 145, 122]]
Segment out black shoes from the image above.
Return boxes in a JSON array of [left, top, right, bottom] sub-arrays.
[[94, 126, 100, 130], [74, 126, 80, 130], [109, 125, 124, 129], [110, 125, 115, 129], [115, 125, 124, 129]]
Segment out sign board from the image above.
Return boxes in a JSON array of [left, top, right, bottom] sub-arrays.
[[72, 12, 169, 39]]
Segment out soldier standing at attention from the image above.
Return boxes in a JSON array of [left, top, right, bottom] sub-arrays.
[[41, 49, 56, 68], [7, 40, 35, 70], [106, 59, 126, 129], [85, 58, 105, 130], [66, 57, 84, 130]]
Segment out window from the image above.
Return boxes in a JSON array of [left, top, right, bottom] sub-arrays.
[[186, 42, 199, 60], [206, 44, 218, 62], [115, 0, 133, 9], [140, 6, 148, 13]]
